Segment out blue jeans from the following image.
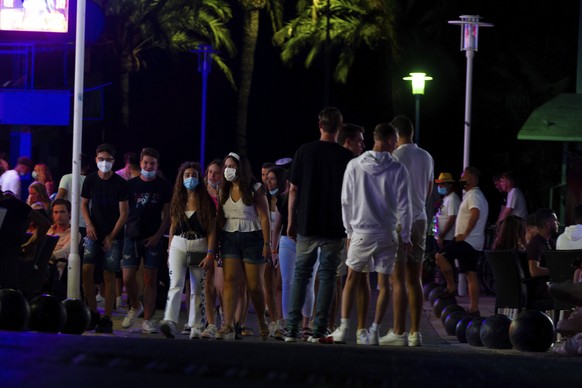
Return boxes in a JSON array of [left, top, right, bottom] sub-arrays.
[[287, 234, 343, 335]]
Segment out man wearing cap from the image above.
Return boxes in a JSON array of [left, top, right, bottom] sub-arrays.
[[435, 166, 489, 316], [434, 172, 461, 250]]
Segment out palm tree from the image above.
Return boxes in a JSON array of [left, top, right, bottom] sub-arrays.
[[274, 0, 399, 84], [93, 0, 236, 128], [235, 0, 283, 156]]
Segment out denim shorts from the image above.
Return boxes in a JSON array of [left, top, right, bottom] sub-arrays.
[[220, 230, 265, 264], [121, 238, 164, 270], [83, 237, 122, 272]]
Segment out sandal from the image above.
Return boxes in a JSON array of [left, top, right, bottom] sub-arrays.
[[258, 320, 269, 341]]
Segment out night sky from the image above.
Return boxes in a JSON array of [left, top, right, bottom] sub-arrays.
[[2, 0, 579, 215]]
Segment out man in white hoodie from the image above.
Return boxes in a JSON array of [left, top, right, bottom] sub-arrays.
[[557, 205, 582, 250], [329, 123, 412, 345]]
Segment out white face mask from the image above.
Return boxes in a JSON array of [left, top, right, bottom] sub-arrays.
[[97, 161, 113, 173], [31, 171, 38, 180], [224, 167, 237, 182]]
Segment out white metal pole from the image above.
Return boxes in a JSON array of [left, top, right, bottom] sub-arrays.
[[463, 49, 474, 169], [68, 0, 87, 300]]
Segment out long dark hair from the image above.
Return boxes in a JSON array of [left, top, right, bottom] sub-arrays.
[[493, 215, 526, 251], [170, 162, 216, 234], [219, 153, 258, 206]]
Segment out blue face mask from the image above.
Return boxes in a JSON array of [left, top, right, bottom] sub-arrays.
[[437, 187, 448, 195], [269, 188, 279, 196], [141, 169, 156, 179], [183, 177, 199, 191]]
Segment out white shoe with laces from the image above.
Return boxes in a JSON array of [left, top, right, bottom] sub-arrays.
[[121, 303, 144, 329], [201, 324, 217, 339], [367, 327, 379, 346], [408, 332, 423, 347], [356, 328, 371, 345], [328, 327, 347, 344], [190, 327, 202, 339], [379, 329, 408, 346]]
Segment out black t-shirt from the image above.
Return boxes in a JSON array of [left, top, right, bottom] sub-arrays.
[[126, 176, 172, 238], [81, 172, 129, 241], [288, 140, 353, 238], [0, 196, 31, 245]]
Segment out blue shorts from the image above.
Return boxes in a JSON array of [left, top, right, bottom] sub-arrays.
[[83, 237, 123, 273], [221, 230, 265, 265], [121, 238, 164, 270], [441, 240, 480, 273]]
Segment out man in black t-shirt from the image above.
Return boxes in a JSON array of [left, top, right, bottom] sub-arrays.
[[285, 107, 353, 342], [81, 143, 129, 333], [121, 148, 172, 334]]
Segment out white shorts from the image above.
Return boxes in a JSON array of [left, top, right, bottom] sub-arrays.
[[346, 231, 398, 274]]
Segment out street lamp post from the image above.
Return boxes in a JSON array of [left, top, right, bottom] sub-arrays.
[[448, 15, 493, 168], [193, 44, 214, 172], [403, 72, 432, 145]]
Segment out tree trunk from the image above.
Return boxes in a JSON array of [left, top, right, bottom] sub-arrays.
[[235, 9, 260, 157]]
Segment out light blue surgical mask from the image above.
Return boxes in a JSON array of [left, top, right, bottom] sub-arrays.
[[209, 180, 220, 189], [183, 177, 199, 191], [141, 169, 156, 179], [269, 188, 279, 196], [437, 187, 447, 195]]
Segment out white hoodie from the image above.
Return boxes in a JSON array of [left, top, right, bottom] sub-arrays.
[[341, 151, 412, 242], [557, 224, 582, 250]]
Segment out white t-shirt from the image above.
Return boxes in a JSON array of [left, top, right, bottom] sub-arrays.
[[393, 143, 434, 221], [455, 187, 489, 251], [506, 187, 528, 219], [437, 192, 461, 241], [0, 169, 21, 197]]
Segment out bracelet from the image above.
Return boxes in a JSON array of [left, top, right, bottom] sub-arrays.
[[264, 241, 271, 247], [207, 249, 215, 254], [272, 250, 278, 254]]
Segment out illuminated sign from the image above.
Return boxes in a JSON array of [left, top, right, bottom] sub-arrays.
[[0, 0, 69, 33]]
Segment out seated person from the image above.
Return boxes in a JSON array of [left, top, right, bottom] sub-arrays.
[[0, 191, 50, 289], [526, 208, 558, 299], [45, 199, 81, 299], [492, 215, 526, 251]]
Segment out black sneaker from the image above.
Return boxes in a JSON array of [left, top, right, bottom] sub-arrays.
[[233, 322, 243, 340], [95, 316, 113, 333], [283, 328, 299, 343], [88, 311, 100, 331]]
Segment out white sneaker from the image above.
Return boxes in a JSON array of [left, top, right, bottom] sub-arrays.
[[408, 332, 423, 347], [379, 329, 408, 346], [201, 324, 217, 339], [142, 319, 158, 334], [356, 328, 370, 345], [96, 293, 105, 303], [116, 296, 124, 310], [190, 327, 202, 340], [367, 327, 379, 346], [160, 320, 177, 339], [328, 327, 347, 344], [121, 303, 144, 329]]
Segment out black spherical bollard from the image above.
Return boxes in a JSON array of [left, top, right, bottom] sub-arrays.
[[423, 282, 441, 301], [433, 297, 457, 318], [466, 317, 486, 347], [480, 314, 512, 349], [0, 289, 30, 331], [61, 299, 91, 335], [456, 316, 474, 343], [440, 304, 466, 326], [428, 286, 445, 305], [445, 311, 468, 336], [509, 310, 555, 352], [29, 294, 68, 333]]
